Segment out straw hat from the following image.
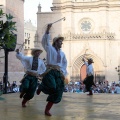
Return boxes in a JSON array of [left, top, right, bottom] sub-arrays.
[[31, 48, 43, 55], [52, 35, 64, 45], [87, 58, 94, 63]]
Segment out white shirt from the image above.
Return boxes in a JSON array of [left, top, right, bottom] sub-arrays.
[[16, 53, 46, 75], [115, 86, 120, 94], [42, 34, 68, 76], [84, 62, 94, 76]]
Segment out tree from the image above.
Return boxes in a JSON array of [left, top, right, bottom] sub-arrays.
[[0, 6, 17, 51], [0, 6, 17, 94]]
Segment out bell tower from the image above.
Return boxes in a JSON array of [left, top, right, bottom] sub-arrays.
[[53, 0, 61, 3], [52, 0, 62, 8]]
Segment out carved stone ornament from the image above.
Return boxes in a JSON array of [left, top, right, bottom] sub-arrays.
[[61, 30, 115, 41]]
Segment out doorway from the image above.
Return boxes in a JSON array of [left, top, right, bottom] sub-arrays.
[[80, 64, 87, 81]]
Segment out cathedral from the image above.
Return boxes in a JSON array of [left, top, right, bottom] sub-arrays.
[[37, 0, 120, 83]]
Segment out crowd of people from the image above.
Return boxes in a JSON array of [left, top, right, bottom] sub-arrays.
[[0, 80, 20, 93], [1, 79, 120, 94], [64, 80, 120, 94]]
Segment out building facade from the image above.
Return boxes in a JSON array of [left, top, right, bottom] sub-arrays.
[[24, 20, 37, 50], [37, 0, 120, 83], [24, 20, 37, 56], [0, 0, 24, 84]]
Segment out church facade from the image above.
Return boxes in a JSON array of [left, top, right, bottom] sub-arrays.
[[37, 0, 120, 83]]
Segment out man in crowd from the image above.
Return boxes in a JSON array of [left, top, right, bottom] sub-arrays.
[[82, 57, 96, 95]]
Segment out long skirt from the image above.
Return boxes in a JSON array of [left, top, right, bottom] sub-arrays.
[[39, 69, 64, 104], [83, 75, 94, 91], [20, 75, 38, 100]]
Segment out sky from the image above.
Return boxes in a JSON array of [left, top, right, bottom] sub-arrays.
[[24, 0, 53, 26]]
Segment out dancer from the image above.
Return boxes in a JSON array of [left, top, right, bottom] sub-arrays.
[[36, 23, 68, 116], [16, 48, 46, 107], [82, 57, 96, 95]]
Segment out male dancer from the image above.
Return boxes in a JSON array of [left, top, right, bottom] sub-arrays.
[[16, 48, 46, 107], [37, 23, 68, 116], [82, 57, 96, 95]]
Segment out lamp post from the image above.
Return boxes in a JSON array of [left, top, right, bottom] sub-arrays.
[[3, 49, 9, 94], [115, 66, 120, 81]]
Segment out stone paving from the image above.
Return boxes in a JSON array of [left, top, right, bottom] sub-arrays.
[[0, 93, 120, 120]]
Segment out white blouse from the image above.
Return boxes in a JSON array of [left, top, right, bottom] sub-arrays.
[[16, 53, 46, 75], [84, 62, 94, 76], [42, 34, 68, 76]]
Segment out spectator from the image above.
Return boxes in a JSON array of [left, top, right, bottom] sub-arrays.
[[114, 84, 120, 94]]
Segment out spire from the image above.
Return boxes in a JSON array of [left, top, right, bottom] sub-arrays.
[[38, 3, 41, 12]]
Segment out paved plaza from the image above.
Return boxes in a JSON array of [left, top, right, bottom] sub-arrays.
[[0, 93, 120, 120]]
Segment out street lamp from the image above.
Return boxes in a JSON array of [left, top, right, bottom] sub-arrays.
[[115, 66, 120, 81]]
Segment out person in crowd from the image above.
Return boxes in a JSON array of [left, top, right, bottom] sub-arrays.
[[36, 23, 68, 116], [114, 84, 120, 94], [82, 57, 96, 95], [16, 48, 46, 107]]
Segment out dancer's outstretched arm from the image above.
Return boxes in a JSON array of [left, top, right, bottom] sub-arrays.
[[41, 23, 52, 51]]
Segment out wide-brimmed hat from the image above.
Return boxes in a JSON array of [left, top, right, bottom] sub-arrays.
[[87, 58, 94, 63], [31, 48, 43, 55], [53, 35, 64, 45]]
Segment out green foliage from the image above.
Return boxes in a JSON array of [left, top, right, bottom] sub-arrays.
[[0, 6, 17, 51]]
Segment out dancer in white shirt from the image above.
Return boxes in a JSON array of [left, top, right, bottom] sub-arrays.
[[16, 48, 46, 107], [36, 23, 68, 116], [82, 57, 96, 95]]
